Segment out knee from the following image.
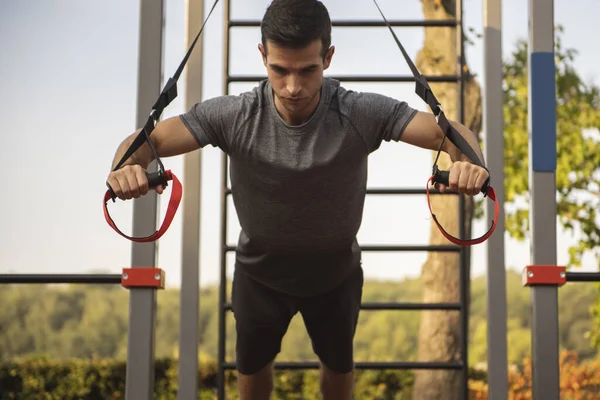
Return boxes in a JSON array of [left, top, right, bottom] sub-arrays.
[[237, 361, 274, 400], [320, 362, 355, 400]]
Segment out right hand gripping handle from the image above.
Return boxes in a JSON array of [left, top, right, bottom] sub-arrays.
[[146, 170, 168, 190]]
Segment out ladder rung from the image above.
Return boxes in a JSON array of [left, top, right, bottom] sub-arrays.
[[225, 188, 456, 195], [361, 302, 461, 310], [366, 188, 458, 195], [224, 245, 460, 252], [229, 19, 459, 28], [222, 361, 463, 370], [227, 75, 459, 83], [223, 302, 461, 311]]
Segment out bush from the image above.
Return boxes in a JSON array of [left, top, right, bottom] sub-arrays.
[[1, 351, 599, 399]]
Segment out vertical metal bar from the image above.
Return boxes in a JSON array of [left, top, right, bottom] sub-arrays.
[[455, 1, 468, 398], [218, 1, 231, 398], [483, 1, 509, 398], [126, 0, 164, 399], [177, 1, 204, 398], [528, 0, 559, 399]]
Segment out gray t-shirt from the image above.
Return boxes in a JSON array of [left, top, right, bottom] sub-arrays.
[[179, 77, 417, 296]]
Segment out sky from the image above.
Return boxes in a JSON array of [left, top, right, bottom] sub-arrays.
[[1, 0, 599, 288]]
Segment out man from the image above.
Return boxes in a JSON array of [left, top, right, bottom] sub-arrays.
[[106, 0, 488, 398]]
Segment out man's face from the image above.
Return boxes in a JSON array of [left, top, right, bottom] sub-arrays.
[[259, 39, 334, 116]]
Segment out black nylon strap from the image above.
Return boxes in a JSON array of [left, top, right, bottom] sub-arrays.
[[371, 0, 485, 168], [112, 0, 220, 172]]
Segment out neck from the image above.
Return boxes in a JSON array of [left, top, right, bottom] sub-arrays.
[[274, 89, 321, 126]]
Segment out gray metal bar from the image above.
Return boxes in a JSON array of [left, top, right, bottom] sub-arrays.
[[366, 188, 457, 195], [226, 187, 458, 195], [454, 2, 469, 399], [218, 1, 231, 398], [228, 75, 459, 83], [223, 361, 464, 370], [223, 302, 462, 311], [528, 0, 559, 398], [126, 0, 164, 399], [483, 0, 509, 398], [0, 274, 122, 284], [229, 19, 458, 27], [223, 245, 460, 252], [177, 1, 204, 398]]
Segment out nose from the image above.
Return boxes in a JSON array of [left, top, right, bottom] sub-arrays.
[[286, 75, 302, 97]]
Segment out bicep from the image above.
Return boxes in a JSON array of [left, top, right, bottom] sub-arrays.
[[398, 111, 444, 151], [153, 116, 200, 158]]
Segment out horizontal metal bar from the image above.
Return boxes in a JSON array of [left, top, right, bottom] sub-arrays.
[[0, 274, 122, 285], [224, 245, 459, 252], [366, 188, 458, 195], [361, 302, 461, 310], [227, 75, 458, 84], [361, 245, 460, 252], [223, 302, 461, 311], [223, 361, 463, 370], [229, 19, 458, 28], [224, 188, 457, 196], [566, 272, 600, 283]]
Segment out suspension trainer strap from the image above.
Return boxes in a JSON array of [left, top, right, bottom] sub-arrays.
[[103, 0, 220, 242], [371, 0, 499, 246]]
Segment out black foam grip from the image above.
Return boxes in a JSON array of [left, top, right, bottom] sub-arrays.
[[147, 171, 167, 189], [432, 168, 490, 194], [432, 169, 450, 186]]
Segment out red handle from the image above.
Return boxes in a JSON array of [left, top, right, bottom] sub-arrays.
[[426, 175, 499, 246], [103, 170, 182, 242]]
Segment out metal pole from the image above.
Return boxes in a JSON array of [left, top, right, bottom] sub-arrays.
[[454, 1, 469, 398], [483, 1, 508, 398], [218, 1, 231, 397], [528, 0, 559, 398], [177, 0, 204, 398], [126, 0, 164, 399]]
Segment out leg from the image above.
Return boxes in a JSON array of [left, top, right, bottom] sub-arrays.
[[231, 267, 297, 400], [299, 265, 364, 400]]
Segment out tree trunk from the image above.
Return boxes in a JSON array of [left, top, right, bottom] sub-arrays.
[[412, 1, 482, 399]]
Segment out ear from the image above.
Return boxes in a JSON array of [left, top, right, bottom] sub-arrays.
[[323, 45, 335, 70], [258, 43, 267, 66]]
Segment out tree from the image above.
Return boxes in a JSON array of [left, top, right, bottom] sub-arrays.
[[412, 1, 483, 399], [501, 26, 600, 346]]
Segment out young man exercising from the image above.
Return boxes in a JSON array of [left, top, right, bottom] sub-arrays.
[[106, 1, 488, 398]]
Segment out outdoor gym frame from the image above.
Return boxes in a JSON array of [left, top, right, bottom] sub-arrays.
[[0, 0, 591, 399]]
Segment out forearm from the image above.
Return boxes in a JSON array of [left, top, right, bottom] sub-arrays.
[[442, 120, 485, 165], [110, 129, 155, 171]]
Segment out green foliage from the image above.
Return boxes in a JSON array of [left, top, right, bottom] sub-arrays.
[[0, 272, 598, 370], [502, 25, 600, 264], [498, 25, 600, 348]]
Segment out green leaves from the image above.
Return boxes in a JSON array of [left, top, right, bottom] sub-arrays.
[[501, 27, 600, 265]]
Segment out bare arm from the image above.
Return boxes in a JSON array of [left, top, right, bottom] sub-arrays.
[[107, 116, 199, 200], [400, 111, 485, 165], [400, 111, 488, 195], [111, 116, 199, 170]]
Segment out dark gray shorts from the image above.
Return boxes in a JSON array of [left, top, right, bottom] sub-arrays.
[[231, 264, 364, 375]]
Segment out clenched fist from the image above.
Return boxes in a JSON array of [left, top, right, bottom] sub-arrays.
[[106, 165, 165, 201], [434, 161, 489, 196]]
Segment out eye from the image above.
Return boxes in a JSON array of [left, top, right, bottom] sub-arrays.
[[272, 66, 287, 75]]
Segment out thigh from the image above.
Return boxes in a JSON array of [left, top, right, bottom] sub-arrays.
[[299, 265, 364, 373], [231, 267, 297, 375]]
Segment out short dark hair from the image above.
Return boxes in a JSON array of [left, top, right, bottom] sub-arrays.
[[260, 0, 332, 59]]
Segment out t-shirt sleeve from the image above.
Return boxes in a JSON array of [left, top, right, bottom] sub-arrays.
[[348, 91, 418, 153], [178, 94, 249, 154]]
